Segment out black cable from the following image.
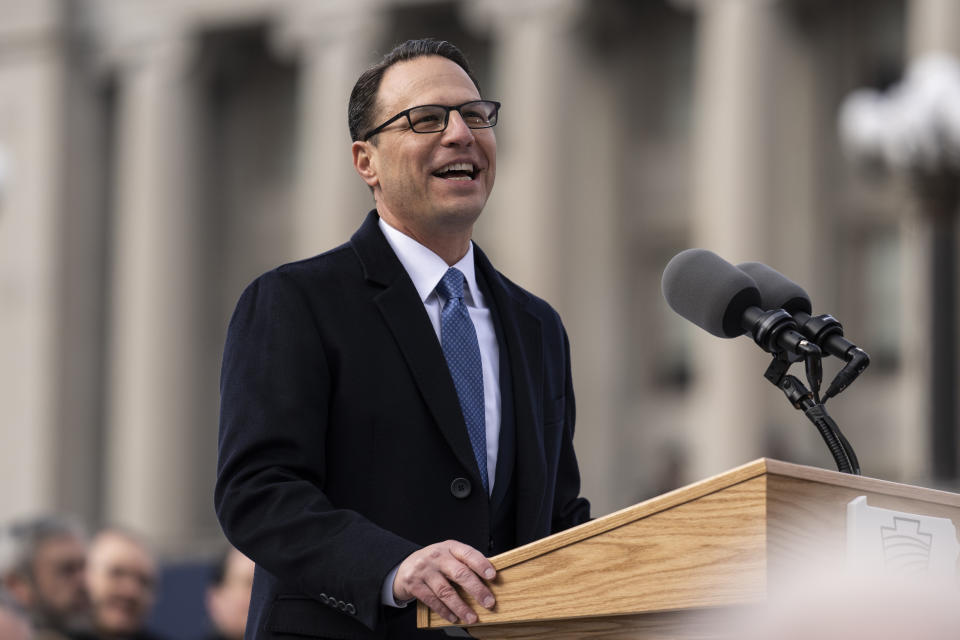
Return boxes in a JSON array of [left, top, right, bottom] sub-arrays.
[[802, 349, 823, 405]]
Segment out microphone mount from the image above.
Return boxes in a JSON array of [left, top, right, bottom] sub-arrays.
[[742, 307, 824, 401], [790, 311, 871, 401]]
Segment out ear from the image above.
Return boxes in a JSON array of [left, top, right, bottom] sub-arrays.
[[3, 572, 34, 607], [352, 141, 380, 189], [205, 586, 220, 619]]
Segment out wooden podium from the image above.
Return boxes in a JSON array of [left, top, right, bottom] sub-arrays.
[[417, 458, 960, 639]]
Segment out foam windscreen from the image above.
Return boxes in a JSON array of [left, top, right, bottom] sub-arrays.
[[737, 262, 813, 315], [662, 249, 761, 338]]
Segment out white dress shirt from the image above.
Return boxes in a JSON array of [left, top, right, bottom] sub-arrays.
[[377, 218, 502, 607]]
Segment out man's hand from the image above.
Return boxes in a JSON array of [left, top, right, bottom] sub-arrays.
[[393, 540, 496, 624]]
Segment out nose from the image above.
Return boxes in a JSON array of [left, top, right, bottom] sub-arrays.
[[116, 576, 141, 596], [441, 110, 475, 146]]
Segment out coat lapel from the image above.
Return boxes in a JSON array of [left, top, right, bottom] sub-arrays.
[[350, 212, 482, 488], [474, 246, 548, 544]]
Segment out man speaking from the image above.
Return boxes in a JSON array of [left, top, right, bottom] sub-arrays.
[[215, 38, 591, 639]]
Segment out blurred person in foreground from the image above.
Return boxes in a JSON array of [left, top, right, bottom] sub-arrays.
[[728, 569, 959, 640], [216, 37, 591, 639], [203, 547, 254, 640], [84, 529, 164, 640], [1, 515, 89, 638], [0, 590, 33, 640]]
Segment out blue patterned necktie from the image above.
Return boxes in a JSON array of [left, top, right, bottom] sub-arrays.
[[436, 267, 488, 494]]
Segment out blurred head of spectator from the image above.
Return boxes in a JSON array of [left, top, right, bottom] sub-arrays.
[[0, 515, 88, 634], [727, 569, 958, 640], [0, 590, 33, 640], [204, 547, 254, 640], [85, 529, 159, 640]]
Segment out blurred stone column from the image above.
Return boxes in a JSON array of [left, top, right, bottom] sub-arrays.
[[907, 0, 960, 59], [465, 0, 625, 514], [464, 0, 582, 305], [275, 1, 383, 257], [105, 31, 203, 547], [685, 0, 779, 479], [0, 0, 67, 520], [905, 0, 960, 482]]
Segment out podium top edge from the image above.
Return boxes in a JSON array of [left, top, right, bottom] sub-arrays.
[[490, 458, 960, 571], [761, 457, 960, 505]]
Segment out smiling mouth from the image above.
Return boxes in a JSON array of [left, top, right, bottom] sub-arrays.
[[432, 162, 479, 181]]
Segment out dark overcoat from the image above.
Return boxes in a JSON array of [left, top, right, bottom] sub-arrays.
[[215, 211, 590, 639]]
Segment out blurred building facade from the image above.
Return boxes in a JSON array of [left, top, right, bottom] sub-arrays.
[[1, 0, 958, 555]]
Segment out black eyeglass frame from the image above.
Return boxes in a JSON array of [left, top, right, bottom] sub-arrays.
[[360, 100, 501, 142]]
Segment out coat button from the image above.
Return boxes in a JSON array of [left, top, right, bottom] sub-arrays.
[[338, 600, 347, 611], [450, 477, 472, 499], [319, 593, 328, 604], [346, 603, 356, 615]]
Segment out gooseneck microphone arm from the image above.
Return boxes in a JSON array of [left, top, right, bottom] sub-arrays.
[[764, 357, 860, 474]]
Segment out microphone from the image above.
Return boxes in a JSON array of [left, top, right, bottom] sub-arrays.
[[737, 261, 870, 399], [663, 249, 861, 475], [662, 249, 819, 359]]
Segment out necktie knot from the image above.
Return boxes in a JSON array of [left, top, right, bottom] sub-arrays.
[[437, 267, 466, 303]]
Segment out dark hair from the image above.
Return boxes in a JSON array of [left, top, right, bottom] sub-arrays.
[[348, 38, 481, 142]]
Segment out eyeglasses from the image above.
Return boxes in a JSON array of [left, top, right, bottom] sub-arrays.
[[361, 100, 501, 141]]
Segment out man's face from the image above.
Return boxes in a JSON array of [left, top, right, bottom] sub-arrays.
[[205, 549, 255, 640], [27, 534, 88, 625], [85, 533, 157, 636], [353, 55, 497, 243]]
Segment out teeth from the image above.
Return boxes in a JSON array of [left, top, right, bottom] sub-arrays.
[[439, 162, 475, 173]]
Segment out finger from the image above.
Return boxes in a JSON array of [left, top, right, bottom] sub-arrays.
[[408, 580, 458, 624], [443, 561, 496, 611], [445, 543, 496, 609], [425, 572, 477, 624], [448, 542, 497, 581]]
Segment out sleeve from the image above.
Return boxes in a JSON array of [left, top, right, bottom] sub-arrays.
[[551, 325, 592, 533], [214, 270, 419, 631]]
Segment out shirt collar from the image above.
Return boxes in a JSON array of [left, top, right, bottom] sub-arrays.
[[378, 217, 481, 307]]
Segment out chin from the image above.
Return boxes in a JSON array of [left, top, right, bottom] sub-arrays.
[[101, 615, 139, 634], [438, 200, 486, 224]]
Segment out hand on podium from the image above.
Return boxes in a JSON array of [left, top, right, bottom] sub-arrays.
[[393, 540, 497, 625]]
